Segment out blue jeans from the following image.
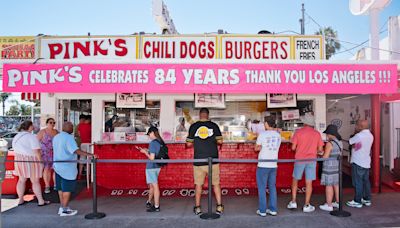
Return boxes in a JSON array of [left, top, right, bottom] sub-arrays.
[[351, 163, 371, 203], [256, 167, 277, 213]]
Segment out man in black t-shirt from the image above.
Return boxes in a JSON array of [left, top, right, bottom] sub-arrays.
[[186, 108, 224, 215]]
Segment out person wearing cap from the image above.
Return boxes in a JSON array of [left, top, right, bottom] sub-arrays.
[[319, 124, 343, 212], [138, 126, 165, 212], [186, 108, 224, 215], [287, 113, 324, 213], [346, 120, 373, 208]]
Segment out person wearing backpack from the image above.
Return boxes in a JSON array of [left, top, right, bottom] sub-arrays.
[[138, 126, 166, 212]]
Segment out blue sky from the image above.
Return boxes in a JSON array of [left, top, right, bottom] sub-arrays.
[[1, 0, 399, 114]]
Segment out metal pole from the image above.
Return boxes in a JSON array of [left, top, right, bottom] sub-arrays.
[[397, 129, 400, 159], [200, 157, 220, 220], [85, 157, 106, 219], [301, 3, 305, 35], [379, 103, 384, 194], [330, 155, 351, 217], [379, 155, 383, 193], [0, 183, 2, 228], [30, 105, 34, 122]]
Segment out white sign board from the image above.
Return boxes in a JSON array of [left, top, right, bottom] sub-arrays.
[[294, 36, 324, 60], [141, 35, 217, 59], [220, 35, 291, 60], [40, 36, 137, 60], [282, 109, 300, 120]]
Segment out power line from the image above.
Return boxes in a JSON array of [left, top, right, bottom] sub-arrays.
[[332, 41, 368, 56], [327, 34, 400, 55], [274, 30, 301, 35], [337, 43, 356, 56], [305, 12, 399, 56]]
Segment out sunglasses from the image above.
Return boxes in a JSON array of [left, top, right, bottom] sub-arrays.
[[49, 122, 56, 124]]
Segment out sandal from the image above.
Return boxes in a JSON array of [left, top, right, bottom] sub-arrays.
[[44, 187, 51, 194], [38, 201, 51, 207], [193, 206, 202, 215], [18, 201, 28, 206], [216, 204, 224, 215]]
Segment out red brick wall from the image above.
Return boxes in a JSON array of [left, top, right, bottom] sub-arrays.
[[95, 142, 315, 190]]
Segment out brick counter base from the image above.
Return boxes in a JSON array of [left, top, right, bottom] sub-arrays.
[[95, 143, 322, 195]]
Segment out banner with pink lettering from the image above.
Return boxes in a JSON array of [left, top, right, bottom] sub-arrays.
[[2, 63, 398, 94]]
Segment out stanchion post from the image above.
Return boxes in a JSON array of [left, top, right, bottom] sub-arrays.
[[379, 155, 383, 193], [200, 157, 220, 220], [330, 155, 351, 217], [85, 157, 106, 219]]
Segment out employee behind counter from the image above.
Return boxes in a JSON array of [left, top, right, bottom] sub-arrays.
[[104, 115, 133, 132]]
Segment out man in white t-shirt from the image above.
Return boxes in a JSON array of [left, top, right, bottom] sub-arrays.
[[254, 116, 281, 217], [346, 120, 374, 208]]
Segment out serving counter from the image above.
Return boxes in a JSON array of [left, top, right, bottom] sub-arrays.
[[94, 141, 324, 197]]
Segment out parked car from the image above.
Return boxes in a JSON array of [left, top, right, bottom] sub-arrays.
[[0, 132, 18, 149]]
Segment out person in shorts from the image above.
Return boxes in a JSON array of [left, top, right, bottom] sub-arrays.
[[186, 108, 223, 215], [138, 126, 165, 212], [53, 122, 94, 216], [287, 113, 324, 213]]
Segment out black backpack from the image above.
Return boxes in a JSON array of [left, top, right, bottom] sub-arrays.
[[155, 140, 169, 167]]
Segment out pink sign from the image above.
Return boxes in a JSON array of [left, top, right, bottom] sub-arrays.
[[2, 63, 398, 94]]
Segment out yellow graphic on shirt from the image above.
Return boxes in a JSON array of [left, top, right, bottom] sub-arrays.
[[195, 126, 214, 139]]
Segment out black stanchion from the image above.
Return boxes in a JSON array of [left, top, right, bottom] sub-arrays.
[[200, 157, 220, 220], [379, 155, 383, 193], [330, 156, 351, 217], [85, 157, 106, 219]]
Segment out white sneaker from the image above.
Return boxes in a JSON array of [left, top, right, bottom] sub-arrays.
[[60, 209, 78, 216], [319, 203, 333, 212], [58, 207, 63, 215], [346, 200, 363, 208], [287, 201, 297, 209], [266, 209, 277, 216], [332, 202, 339, 208], [256, 210, 266, 217], [361, 198, 372, 206], [303, 204, 315, 213]]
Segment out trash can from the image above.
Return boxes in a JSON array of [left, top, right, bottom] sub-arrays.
[[0, 139, 18, 195], [0, 139, 7, 182]]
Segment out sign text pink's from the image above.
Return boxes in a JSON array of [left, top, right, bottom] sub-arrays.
[[3, 63, 397, 94]]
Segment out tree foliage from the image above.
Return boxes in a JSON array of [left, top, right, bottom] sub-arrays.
[[315, 26, 341, 59]]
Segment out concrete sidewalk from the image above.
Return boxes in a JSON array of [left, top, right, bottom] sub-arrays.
[[2, 192, 400, 228]]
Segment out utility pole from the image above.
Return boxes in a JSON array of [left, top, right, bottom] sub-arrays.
[[300, 3, 305, 35]]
